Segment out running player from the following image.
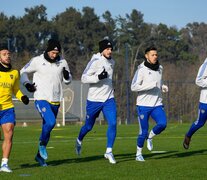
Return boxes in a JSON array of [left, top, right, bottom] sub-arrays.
[[20, 39, 72, 166], [0, 45, 29, 172], [131, 46, 168, 161], [75, 39, 117, 164]]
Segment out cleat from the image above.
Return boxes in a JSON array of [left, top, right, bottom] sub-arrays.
[[147, 138, 153, 151], [75, 139, 82, 156], [35, 155, 47, 167], [183, 135, 191, 149], [104, 152, 116, 164], [39, 142, 48, 160], [0, 164, 12, 173], [135, 154, 145, 162]]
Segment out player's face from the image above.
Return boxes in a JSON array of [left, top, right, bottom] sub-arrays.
[[145, 50, 158, 64], [0, 49, 11, 65], [47, 50, 60, 60], [102, 48, 112, 59]]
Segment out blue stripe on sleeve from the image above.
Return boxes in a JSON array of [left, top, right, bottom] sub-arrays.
[[198, 59, 207, 78], [83, 58, 99, 74], [132, 69, 139, 85]]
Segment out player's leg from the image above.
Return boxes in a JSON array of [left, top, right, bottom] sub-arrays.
[[76, 100, 102, 155], [183, 102, 207, 149], [148, 106, 167, 151], [136, 106, 151, 161], [102, 98, 117, 164], [35, 100, 59, 161], [0, 108, 15, 173]]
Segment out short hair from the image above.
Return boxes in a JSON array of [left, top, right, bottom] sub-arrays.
[[145, 46, 157, 54]]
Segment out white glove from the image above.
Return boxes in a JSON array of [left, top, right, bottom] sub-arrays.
[[162, 84, 168, 93]]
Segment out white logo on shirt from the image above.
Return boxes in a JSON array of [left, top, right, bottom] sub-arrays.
[[140, 114, 144, 119], [42, 107, 46, 112]]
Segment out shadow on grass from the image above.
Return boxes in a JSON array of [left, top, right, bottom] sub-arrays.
[[17, 149, 204, 169], [153, 149, 207, 159], [18, 154, 108, 169], [17, 151, 161, 169]]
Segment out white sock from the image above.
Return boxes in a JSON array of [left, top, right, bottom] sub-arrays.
[[77, 138, 82, 145], [106, 148, 112, 153], [148, 130, 156, 139], [1, 158, 8, 166], [136, 146, 142, 156]]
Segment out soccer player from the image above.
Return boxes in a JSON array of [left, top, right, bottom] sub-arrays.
[[183, 57, 207, 149], [0, 46, 29, 172], [75, 39, 117, 164], [131, 46, 168, 161], [20, 39, 72, 166]]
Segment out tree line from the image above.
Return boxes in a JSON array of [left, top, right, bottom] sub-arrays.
[[1, 4, 207, 122]]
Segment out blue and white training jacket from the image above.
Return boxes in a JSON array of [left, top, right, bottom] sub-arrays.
[[81, 52, 115, 102], [20, 54, 72, 102], [131, 62, 164, 107], [196, 58, 207, 104]]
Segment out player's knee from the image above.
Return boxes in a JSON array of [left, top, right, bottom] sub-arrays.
[[158, 123, 167, 131], [85, 124, 93, 132], [46, 120, 56, 129], [109, 121, 117, 129]]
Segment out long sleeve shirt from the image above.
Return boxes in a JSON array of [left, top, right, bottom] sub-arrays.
[[195, 58, 207, 104], [81, 53, 115, 102], [131, 62, 163, 107], [0, 69, 23, 110], [20, 54, 72, 102]]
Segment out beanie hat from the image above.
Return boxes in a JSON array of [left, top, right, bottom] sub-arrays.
[[99, 39, 113, 53], [45, 39, 61, 52], [0, 44, 8, 51]]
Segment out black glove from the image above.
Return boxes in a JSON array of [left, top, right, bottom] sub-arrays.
[[21, 95, 29, 105], [63, 67, 70, 80], [98, 68, 108, 80], [25, 83, 36, 92]]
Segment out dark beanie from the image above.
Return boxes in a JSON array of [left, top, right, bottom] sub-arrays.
[[99, 39, 113, 53], [0, 44, 8, 51], [45, 39, 61, 52]]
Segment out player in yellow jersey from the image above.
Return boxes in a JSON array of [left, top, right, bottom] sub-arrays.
[[0, 45, 29, 173]]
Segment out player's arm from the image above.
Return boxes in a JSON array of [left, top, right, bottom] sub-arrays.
[[20, 58, 36, 92], [196, 63, 207, 88], [81, 60, 102, 84], [13, 71, 29, 105], [131, 68, 157, 92], [161, 68, 168, 93], [62, 61, 72, 85]]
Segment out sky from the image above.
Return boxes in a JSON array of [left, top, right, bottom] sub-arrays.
[[1, 0, 207, 29]]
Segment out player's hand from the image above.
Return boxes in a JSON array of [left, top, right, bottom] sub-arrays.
[[63, 67, 70, 80], [98, 68, 108, 80], [162, 84, 168, 93], [21, 95, 29, 105], [25, 83, 36, 92]]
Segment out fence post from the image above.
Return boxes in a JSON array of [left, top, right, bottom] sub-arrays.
[[125, 43, 130, 124], [62, 97, 65, 126]]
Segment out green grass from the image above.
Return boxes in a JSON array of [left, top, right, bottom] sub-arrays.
[[0, 123, 207, 179]]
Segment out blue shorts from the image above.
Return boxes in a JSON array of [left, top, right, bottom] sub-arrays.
[[0, 108, 16, 125]]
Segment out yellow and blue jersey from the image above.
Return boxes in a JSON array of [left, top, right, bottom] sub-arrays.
[[0, 69, 23, 110]]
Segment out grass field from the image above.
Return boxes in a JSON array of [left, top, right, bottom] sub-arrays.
[[0, 122, 207, 179]]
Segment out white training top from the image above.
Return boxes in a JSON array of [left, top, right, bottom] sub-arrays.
[[20, 54, 72, 102], [131, 62, 163, 107], [81, 52, 115, 102], [196, 57, 207, 104]]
